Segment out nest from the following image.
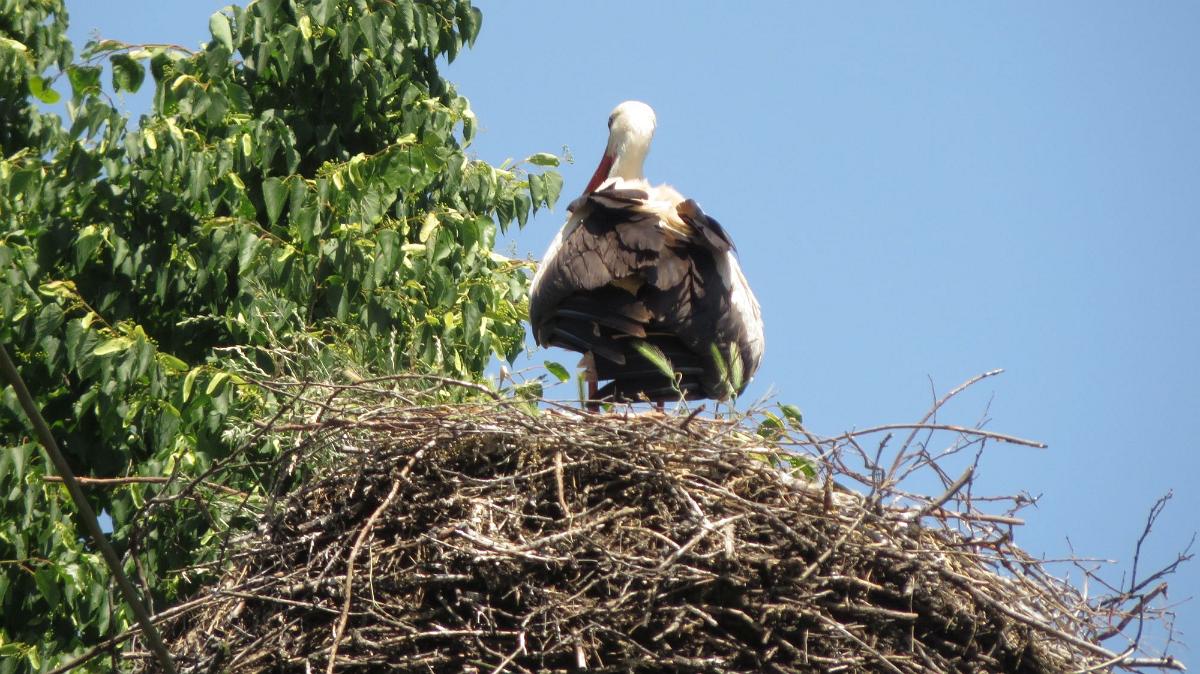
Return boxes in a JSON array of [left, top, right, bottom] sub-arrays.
[[125, 376, 1183, 674]]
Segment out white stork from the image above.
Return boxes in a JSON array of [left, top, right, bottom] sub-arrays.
[[529, 101, 764, 403]]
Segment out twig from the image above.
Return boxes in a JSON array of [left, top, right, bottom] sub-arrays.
[[1128, 491, 1174, 597], [42, 474, 248, 497], [915, 466, 974, 520], [1095, 583, 1169, 642], [555, 450, 571, 520], [820, 616, 906, 674], [325, 480, 402, 674], [900, 369, 1004, 455], [847, 423, 1046, 448]]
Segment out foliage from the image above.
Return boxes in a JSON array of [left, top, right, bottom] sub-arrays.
[[0, 0, 560, 670]]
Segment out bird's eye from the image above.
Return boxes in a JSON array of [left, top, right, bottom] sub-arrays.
[[608, 113, 616, 129]]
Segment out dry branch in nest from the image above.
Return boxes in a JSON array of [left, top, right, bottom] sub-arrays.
[[119, 375, 1185, 674]]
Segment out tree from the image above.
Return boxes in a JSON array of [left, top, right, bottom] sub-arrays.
[[0, 0, 561, 669]]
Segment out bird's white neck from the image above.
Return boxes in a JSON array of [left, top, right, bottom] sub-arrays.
[[584, 101, 658, 194], [609, 133, 651, 181]]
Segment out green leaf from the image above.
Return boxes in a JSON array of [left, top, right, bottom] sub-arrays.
[[93, 336, 134, 356], [709, 343, 731, 396], [312, 0, 337, 25], [182, 367, 200, 402], [544, 361, 569, 383], [514, 189, 532, 226], [205, 371, 230, 395], [780, 404, 804, 428], [33, 569, 61, 608], [34, 304, 65, 340], [540, 171, 564, 208], [157, 352, 188, 373], [110, 53, 145, 93], [528, 173, 544, 209], [515, 381, 543, 401], [9, 443, 31, 483], [728, 341, 744, 393], [418, 211, 438, 242], [237, 232, 260, 268], [27, 76, 60, 104], [0, 643, 23, 657], [757, 412, 785, 440], [633, 341, 675, 380], [227, 83, 251, 111], [0, 37, 29, 53], [457, 6, 482, 45], [527, 153, 559, 167], [66, 65, 101, 99], [209, 11, 234, 53], [262, 177, 286, 225], [784, 454, 817, 479], [74, 224, 105, 267]]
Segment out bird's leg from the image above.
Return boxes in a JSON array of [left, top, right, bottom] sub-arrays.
[[580, 352, 601, 412], [586, 373, 600, 412], [655, 401, 665, 413]]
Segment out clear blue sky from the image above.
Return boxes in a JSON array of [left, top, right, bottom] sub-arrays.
[[65, 0, 1198, 657]]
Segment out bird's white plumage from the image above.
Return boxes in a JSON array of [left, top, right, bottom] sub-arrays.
[[722, 252, 765, 367], [606, 101, 657, 181]]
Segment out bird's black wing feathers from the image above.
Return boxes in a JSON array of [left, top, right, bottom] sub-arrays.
[[677, 198, 736, 253], [530, 186, 758, 401]]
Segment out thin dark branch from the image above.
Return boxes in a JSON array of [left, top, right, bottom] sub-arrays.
[[0, 345, 177, 674]]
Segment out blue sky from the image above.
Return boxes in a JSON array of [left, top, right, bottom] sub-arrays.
[[64, 0, 1198, 658]]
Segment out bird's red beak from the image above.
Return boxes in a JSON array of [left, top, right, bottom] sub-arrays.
[[583, 152, 615, 194]]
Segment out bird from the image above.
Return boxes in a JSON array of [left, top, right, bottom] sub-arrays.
[[528, 101, 764, 404]]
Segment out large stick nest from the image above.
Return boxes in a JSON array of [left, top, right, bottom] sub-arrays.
[[132, 377, 1184, 673]]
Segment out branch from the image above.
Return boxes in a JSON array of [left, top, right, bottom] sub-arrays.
[[42, 474, 248, 497], [325, 480, 402, 673], [0, 345, 178, 674], [846, 423, 1046, 449]]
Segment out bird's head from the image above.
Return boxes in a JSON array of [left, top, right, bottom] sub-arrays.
[[584, 100, 657, 194]]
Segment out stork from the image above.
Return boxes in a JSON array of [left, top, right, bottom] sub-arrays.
[[528, 101, 764, 404]]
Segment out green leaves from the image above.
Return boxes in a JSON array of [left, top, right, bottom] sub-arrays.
[[757, 412, 785, 440], [66, 64, 101, 99], [528, 171, 564, 211], [544, 360, 570, 383], [757, 404, 806, 440], [312, 0, 338, 25], [27, 75, 60, 103], [0, 36, 29, 54], [110, 53, 145, 93], [205, 371, 230, 395], [93, 336, 134, 356], [454, 4, 483, 47], [1, 1, 563, 667], [728, 342, 745, 394], [209, 11, 234, 53], [262, 177, 287, 225], [182, 367, 201, 402], [527, 152, 560, 167], [780, 404, 804, 427], [157, 352, 188, 373]]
